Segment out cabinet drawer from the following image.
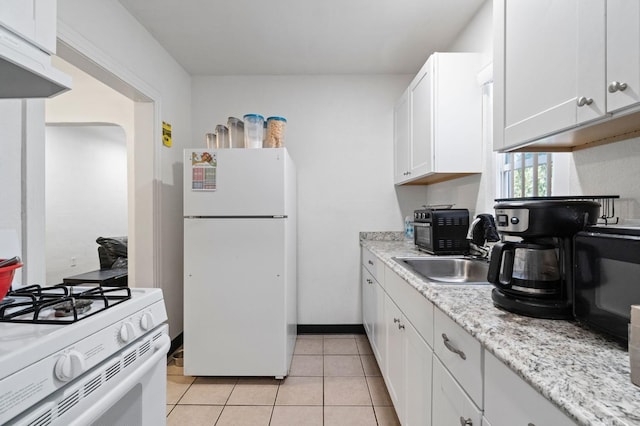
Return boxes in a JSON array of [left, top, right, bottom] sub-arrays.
[[434, 308, 482, 407], [362, 247, 383, 284], [432, 357, 482, 426], [484, 350, 577, 426], [385, 266, 434, 347]]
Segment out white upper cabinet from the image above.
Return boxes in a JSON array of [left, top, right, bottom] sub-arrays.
[[0, 0, 57, 53], [494, 0, 640, 152], [394, 52, 482, 185]]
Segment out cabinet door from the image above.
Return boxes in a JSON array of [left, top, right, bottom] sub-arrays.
[[372, 279, 386, 372], [577, 0, 606, 123], [606, 0, 640, 113], [404, 320, 432, 426], [409, 60, 433, 177], [384, 295, 405, 422], [394, 90, 411, 184], [362, 267, 376, 341], [484, 350, 577, 426], [0, 0, 56, 53], [501, 0, 580, 148], [432, 357, 482, 426]]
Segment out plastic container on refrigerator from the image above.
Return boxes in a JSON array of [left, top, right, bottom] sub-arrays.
[[227, 117, 245, 148], [243, 114, 264, 149], [215, 124, 229, 148], [265, 116, 287, 148]]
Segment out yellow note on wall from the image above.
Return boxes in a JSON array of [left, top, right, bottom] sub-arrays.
[[162, 121, 172, 147]]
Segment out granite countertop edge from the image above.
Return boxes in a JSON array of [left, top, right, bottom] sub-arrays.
[[360, 233, 640, 426]]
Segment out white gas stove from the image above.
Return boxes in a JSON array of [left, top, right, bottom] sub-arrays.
[[0, 285, 169, 426]]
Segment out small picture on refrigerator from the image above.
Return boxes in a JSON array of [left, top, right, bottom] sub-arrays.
[[191, 151, 216, 191]]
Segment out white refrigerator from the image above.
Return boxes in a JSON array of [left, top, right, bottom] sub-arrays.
[[183, 147, 296, 378]]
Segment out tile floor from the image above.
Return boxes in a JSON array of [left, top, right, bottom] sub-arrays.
[[166, 334, 400, 425]]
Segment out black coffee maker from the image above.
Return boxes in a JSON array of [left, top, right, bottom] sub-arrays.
[[487, 198, 600, 319]]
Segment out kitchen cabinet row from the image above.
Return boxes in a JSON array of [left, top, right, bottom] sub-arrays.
[[494, 0, 640, 152], [361, 247, 576, 426], [393, 52, 484, 186]]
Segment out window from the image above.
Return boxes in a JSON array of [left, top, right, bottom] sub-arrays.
[[500, 153, 552, 198]]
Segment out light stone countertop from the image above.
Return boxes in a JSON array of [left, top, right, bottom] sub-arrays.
[[360, 234, 640, 426]]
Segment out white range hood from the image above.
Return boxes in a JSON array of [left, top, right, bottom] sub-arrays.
[[0, 24, 71, 98]]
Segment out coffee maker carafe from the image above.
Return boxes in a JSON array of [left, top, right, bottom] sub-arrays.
[[488, 198, 600, 319]]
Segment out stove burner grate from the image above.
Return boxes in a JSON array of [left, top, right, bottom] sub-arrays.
[[0, 285, 131, 324]]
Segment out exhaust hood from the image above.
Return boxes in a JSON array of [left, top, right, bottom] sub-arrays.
[[0, 25, 71, 98]]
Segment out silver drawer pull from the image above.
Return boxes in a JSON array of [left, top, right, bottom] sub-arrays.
[[368, 260, 374, 266], [366, 279, 373, 284], [442, 333, 466, 360], [393, 318, 400, 323], [459, 417, 472, 426]]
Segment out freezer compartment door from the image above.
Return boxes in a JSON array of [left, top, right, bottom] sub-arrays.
[[183, 218, 293, 376], [184, 148, 294, 216]]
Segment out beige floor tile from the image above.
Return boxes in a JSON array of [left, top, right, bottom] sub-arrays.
[[324, 377, 372, 406], [166, 375, 196, 405], [270, 406, 324, 426], [166, 359, 185, 376], [360, 355, 382, 376], [356, 338, 373, 355], [324, 406, 378, 426], [324, 355, 365, 376], [166, 404, 174, 416], [366, 376, 393, 406], [275, 376, 323, 406], [226, 377, 279, 405], [324, 334, 358, 339], [374, 406, 401, 426], [324, 338, 359, 355], [178, 377, 237, 405], [296, 334, 323, 339], [166, 404, 222, 426], [294, 338, 323, 355], [215, 405, 273, 426], [289, 355, 323, 376]]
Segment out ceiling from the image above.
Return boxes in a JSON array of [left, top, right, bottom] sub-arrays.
[[117, 0, 485, 76]]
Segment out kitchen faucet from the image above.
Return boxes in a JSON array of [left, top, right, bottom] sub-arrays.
[[467, 214, 500, 259]]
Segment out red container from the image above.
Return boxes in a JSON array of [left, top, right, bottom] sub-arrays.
[[0, 262, 22, 300]]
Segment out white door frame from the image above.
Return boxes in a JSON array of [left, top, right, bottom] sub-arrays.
[[55, 21, 162, 288]]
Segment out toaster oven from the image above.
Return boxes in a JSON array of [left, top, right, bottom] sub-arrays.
[[413, 208, 470, 255]]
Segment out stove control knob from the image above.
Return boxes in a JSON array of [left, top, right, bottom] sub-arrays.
[[119, 322, 136, 343], [55, 350, 86, 382], [140, 312, 155, 331]]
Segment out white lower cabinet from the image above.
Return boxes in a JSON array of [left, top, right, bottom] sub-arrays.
[[384, 293, 433, 425], [432, 357, 482, 426], [484, 350, 577, 426]]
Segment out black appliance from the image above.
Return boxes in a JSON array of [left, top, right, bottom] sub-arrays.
[[488, 198, 600, 319], [574, 226, 640, 343], [413, 207, 469, 255]]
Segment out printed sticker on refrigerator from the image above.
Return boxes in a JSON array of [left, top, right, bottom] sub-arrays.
[[191, 151, 217, 191]]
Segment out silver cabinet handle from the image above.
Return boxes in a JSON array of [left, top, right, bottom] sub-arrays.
[[393, 317, 400, 323], [608, 81, 628, 93], [577, 96, 593, 107], [459, 417, 472, 426], [398, 323, 405, 330], [442, 333, 466, 360], [368, 260, 374, 266], [366, 278, 373, 284]]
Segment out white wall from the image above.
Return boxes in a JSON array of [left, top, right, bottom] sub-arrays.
[[192, 75, 425, 324], [55, 0, 192, 339], [45, 124, 128, 283]]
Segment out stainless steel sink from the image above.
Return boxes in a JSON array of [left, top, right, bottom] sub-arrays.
[[392, 256, 490, 285]]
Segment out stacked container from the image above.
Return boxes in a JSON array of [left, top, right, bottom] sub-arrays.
[[243, 114, 264, 149], [215, 125, 229, 148], [227, 117, 245, 148], [265, 116, 287, 148]]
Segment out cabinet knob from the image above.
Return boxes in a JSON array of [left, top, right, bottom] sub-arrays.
[[442, 333, 467, 360], [366, 278, 373, 284], [577, 96, 593, 107], [368, 260, 374, 266], [393, 317, 400, 323], [608, 81, 628, 93], [459, 417, 473, 426], [398, 323, 405, 330]]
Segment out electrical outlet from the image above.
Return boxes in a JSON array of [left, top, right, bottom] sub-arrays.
[[70, 257, 76, 267]]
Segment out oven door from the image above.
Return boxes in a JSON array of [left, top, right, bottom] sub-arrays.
[[574, 231, 640, 343], [414, 223, 433, 252], [7, 325, 170, 426]]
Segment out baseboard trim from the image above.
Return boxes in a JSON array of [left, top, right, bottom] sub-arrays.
[[297, 324, 365, 335]]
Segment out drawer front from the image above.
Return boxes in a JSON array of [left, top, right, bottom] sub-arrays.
[[484, 350, 577, 426], [362, 247, 383, 283], [432, 357, 482, 426], [385, 266, 434, 348], [434, 308, 482, 407]]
